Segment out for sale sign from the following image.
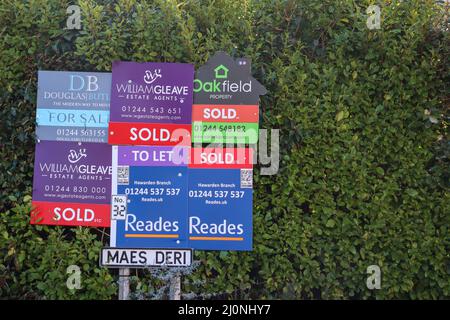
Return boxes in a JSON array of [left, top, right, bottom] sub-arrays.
[[36, 71, 111, 143], [31, 141, 112, 227]]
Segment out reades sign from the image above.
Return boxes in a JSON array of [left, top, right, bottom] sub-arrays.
[[110, 146, 190, 249], [100, 248, 192, 268]]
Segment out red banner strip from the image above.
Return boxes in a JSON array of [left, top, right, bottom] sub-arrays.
[[189, 147, 253, 169], [31, 201, 111, 227], [192, 104, 259, 123], [108, 122, 191, 146]]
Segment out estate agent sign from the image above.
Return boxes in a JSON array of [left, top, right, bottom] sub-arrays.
[[31, 141, 112, 226], [36, 71, 111, 143], [31, 52, 267, 260], [32, 71, 112, 227], [110, 146, 189, 249], [108, 61, 194, 146], [192, 51, 266, 144], [109, 62, 194, 254]]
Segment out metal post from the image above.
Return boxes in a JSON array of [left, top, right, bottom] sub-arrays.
[[118, 268, 130, 300], [169, 273, 181, 300]]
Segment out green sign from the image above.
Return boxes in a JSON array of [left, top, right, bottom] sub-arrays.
[[192, 121, 259, 144]]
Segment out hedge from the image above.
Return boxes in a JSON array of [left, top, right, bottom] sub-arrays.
[[0, 0, 448, 299]]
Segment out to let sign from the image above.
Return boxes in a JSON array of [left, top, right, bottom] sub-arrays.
[[110, 146, 189, 249]]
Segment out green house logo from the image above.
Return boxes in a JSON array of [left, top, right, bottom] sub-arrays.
[[214, 65, 229, 79]]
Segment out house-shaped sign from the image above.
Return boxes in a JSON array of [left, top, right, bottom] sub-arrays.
[[193, 51, 267, 105]]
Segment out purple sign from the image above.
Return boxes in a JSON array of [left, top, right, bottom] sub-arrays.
[[110, 61, 194, 124], [118, 146, 188, 166], [32, 141, 112, 205]]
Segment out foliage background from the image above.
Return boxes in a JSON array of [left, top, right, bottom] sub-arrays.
[[0, 0, 448, 299]]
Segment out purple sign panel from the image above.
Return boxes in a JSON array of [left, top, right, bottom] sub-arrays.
[[118, 146, 188, 167], [110, 61, 194, 124], [31, 141, 112, 227], [32, 141, 112, 204]]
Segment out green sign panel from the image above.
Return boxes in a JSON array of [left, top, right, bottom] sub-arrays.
[[192, 121, 259, 144]]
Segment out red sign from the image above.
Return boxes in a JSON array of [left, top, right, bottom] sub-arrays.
[[189, 147, 253, 169], [108, 122, 191, 146], [192, 104, 259, 123], [31, 201, 110, 227]]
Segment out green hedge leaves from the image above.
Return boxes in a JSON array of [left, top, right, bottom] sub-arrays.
[[0, 0, 448, 299]]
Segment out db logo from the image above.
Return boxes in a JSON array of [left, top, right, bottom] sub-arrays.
[[54, 207, 95, 222]]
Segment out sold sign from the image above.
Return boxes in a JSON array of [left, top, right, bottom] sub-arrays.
[[108, 122, 191, 146], [189, 147, 253, 169], [192, 104, 259, 123], [31, 201, 110, 227]]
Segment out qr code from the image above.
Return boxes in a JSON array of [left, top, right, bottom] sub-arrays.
[[240, 169, 253, 188], [117, 166, 129, 185]]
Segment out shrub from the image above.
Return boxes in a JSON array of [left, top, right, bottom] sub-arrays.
[[0, 196, 116, 299], [0, 0, 448, 299]]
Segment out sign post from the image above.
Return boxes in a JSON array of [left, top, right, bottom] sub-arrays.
[[99, 53, 266, 297], [106, 61, 194, 300], [118, 268, 130, 300], [169, 274, 181, 300]]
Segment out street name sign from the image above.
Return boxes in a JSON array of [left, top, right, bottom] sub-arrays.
[[100, 248, 192, 268]]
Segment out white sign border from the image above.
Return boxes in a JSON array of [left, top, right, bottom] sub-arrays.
[[99, 247, 193, 268]]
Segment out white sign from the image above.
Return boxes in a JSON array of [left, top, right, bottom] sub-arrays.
[[111, 194, 127, 220], [100, 248, 192, 268]]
